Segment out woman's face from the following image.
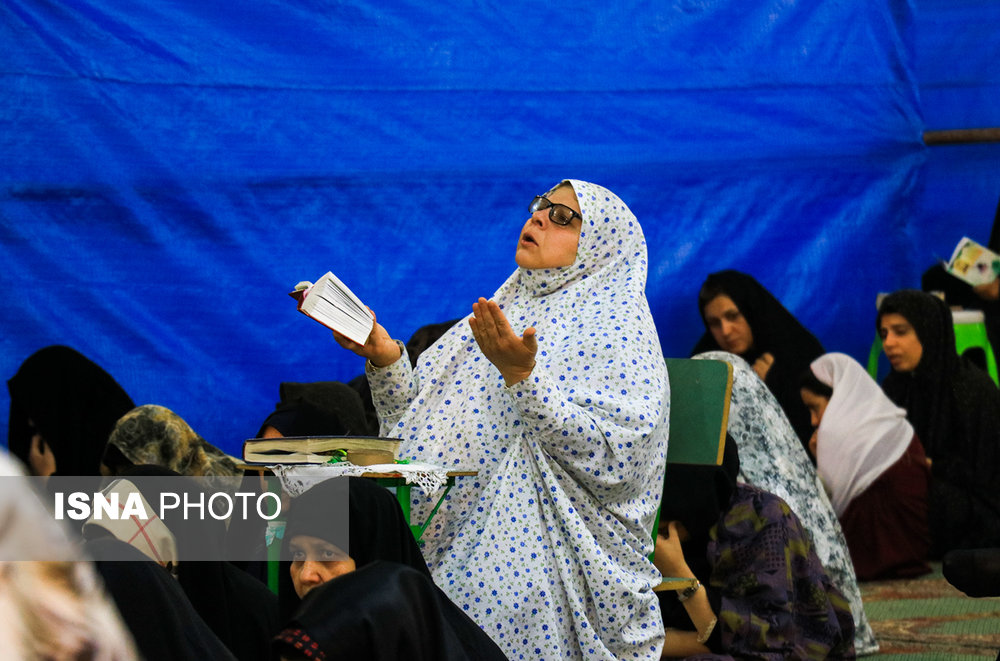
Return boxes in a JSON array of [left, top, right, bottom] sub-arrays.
[[288, 535, 357, 599], [514, 185, 582, 270], [703, 295, 754, 356], [800, 388, 830, 428], [879, 313, 923, 373]]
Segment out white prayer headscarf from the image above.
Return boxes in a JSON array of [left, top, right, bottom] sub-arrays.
[[809, 352, 913, 517], [395, 178, 669, 520]]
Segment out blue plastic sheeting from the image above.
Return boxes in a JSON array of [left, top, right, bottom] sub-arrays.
[[915, 0, 1000, 130], [911, 0, 1000, 306], [0, 0, 942, 456]]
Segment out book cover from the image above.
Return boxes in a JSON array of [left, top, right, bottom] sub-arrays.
[[945, 236, 1000, 287]]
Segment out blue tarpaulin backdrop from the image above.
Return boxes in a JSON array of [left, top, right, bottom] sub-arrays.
[[2, 1, 998, 457]]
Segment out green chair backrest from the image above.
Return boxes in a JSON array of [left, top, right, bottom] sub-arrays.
[[650, 358, 733, 557], [664, 358, 732, 466]]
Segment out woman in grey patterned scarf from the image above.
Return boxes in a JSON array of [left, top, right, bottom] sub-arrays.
[[694, 350, 879, 656], [103, 404, 241, 494]]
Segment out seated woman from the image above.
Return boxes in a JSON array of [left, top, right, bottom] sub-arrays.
[[693, 350, 878, 655], [85, 466, 278, 661], [920, 192, 1000, 364], [101, 404, 242, 494], [654, 435, 855, 659], [877, 289, 1000, 555], [87, 537, 238, 661], [275, 476, 507, 660], [692, 270, 824, 448], [278, 476, 430, 614], [257, 380, 374, 440], [0, 557, 141, 661], [7, 344, 135, 477], [275, 561, 507, 661], [328, 180, 670, 660], [0, 449, 139, 659], [801, 353, 931, 580]]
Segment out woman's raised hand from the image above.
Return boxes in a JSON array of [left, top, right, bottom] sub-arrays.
[[332, 309, 402, 367], [752, 352, 775, 381], [469, 298, 537, 386]]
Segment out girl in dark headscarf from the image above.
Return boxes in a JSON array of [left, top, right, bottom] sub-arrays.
[[257, 380, 373, 439], [877, 289, 1000, 555], [7, 345, 135, 476], [655, 436, 855, 659], [277, 476, 429, 618], [692, 270, 824, 447]]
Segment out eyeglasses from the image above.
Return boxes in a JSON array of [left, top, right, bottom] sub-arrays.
[[530, 195, 581, 226]]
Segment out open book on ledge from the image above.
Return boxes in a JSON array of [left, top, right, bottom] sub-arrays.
[[290, 271, 375, 345], [242, 436, 402, 465]]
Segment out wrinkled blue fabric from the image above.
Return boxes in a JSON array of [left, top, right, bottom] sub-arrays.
[[1, 0, 988, 457]]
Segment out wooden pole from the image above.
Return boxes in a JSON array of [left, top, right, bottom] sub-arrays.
[[923, 128, 1000, 145]]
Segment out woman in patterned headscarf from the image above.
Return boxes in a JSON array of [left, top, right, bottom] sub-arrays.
[[692, 350, 879, 656], [102, 404, 241, 492], [654, 435, 855, 659], [877, 289, 1000, 555], [329, 180, 670, 661]]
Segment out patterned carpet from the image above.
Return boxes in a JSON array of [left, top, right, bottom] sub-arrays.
[[861, 563, 1000, 659]]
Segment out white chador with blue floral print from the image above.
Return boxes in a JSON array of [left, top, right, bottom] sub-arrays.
[[367, 180, 670, 660]]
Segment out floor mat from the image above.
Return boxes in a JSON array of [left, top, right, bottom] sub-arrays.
[[861, 563, 1000, 658]]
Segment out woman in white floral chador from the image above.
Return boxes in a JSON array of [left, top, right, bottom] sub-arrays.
[[336, 180, 670, 660]]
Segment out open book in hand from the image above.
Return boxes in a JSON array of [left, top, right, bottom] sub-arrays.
[[290, 272, 375, 345], [944, 237, 1000, 287]]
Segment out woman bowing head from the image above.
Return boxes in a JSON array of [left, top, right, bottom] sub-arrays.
[[330, 180, 670, 661]]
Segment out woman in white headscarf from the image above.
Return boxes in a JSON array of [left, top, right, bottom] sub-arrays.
[[802, 352, 931, 581], [333, 180, 670, 661], [692, 350, 879, 656]]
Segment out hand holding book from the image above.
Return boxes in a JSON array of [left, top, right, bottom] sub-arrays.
[[292, 271, 401, 366], [331, 312, 402, 367]]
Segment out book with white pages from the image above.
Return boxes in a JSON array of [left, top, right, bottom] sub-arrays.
[[290, 271, 375, 345]]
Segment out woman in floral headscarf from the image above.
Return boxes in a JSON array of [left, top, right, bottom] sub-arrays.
[[693, 350, 879, 656], [329, 180, 670, 661]]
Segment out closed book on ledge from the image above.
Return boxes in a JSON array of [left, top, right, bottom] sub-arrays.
[[242, 436, 402, 465]]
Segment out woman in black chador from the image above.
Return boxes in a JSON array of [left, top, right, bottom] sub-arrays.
[[878, 289, 1000, 555], [692, 270, 824, 447]]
